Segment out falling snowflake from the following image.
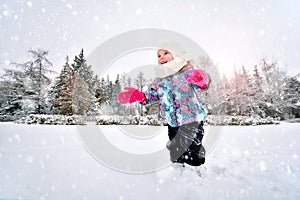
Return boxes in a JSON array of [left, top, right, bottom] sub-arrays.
[[93, 15, 99, 21], [26, 1, 33, 8], [136, 7, 143, 15], [26, 156, 34, 163], [258, 160, 267, 172], [2, 10, 9, 16]]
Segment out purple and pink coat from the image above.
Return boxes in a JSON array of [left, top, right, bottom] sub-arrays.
[[142, 66, 207, 127]]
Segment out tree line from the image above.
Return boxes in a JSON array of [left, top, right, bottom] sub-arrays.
[[201, 57, 300, 119], [0, 49, 299, 120], [0, 48, 148, 117]]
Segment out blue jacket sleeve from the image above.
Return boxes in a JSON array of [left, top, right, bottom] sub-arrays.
[[142, 79, 161, 105]]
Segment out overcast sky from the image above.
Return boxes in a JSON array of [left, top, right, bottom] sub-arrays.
[[0, 0, 299, 78]]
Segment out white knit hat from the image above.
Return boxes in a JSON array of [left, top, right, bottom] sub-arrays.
[[157, 42, 186, 58], [155, 42, 188, 77]]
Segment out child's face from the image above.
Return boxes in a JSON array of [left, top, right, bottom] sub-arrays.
[[157, 49, 174, 65]]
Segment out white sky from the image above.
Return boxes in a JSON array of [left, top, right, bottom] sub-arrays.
[[0, 0, 299, 78]]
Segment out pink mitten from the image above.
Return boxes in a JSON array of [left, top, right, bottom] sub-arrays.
[[187, 69, 210, 91], [118, 87, 146, 104]]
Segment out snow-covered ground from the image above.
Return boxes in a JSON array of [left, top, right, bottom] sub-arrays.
[[0, 122, 299, 200]]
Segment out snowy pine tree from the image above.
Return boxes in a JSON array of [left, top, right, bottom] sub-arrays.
[[260, 58, 286, 117], [71, 49, 98, 116], [247, 65, 265, 117], [282, 74, 300, 119], [88, 75, 101, 115], [95, 77, 109, 107], [72, 75, 90, 115], [135, 71, 147, 116], [0, 69, 26, 115], [220, 74, 232, 115], [126, 77, 132, 87], [48, 49, 101, 116], [49, 56, 74, 115], [237, 66, 252, 116], [0, 49, 54, 115], [110, 74, 122, 115], [198, 56, 226, 115]]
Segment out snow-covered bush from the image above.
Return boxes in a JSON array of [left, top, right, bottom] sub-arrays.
[[0, 115, 18, 122], [287, 118, 300, 123], [96, 115, 162, 126], [15, 114, 87, 125], [95, 115, 281, 126], [205, 115, 280, 126], [13, 114, 281, 126], [96, 116, 125, 125]]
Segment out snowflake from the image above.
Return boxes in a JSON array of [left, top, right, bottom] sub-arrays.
[[26, 1, 33, 8], [104, 24, 110, 30], [66, 4, 73, 10], [2, 10, 9, 16], [93, 15, 99, 21], [26, 156, 34, 163], [136, 7, 143, 15], [258, 160, 267, 172], [259, 30, 265, 36]]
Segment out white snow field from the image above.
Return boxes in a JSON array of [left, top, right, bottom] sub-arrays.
[[0, 122, 299, 200]]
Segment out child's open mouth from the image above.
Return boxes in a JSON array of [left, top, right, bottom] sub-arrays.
[[162, 61, 168, 64]]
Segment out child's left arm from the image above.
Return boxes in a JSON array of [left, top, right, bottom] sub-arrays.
[[187, 69, 210, 91]]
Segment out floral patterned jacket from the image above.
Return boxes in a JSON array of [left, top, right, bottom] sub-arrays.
[[143, 66, 207, 127]]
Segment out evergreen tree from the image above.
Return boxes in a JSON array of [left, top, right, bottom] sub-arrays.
[[95, 77, 109, 105], [248, 65, 265, 117], [120, 73, 127, 88], [220, 74, 232, 115], [88, 75, 101, 115], [111, 74, 122, 115], [0, 69, 26, 115], [49, 56, 74, 115], [71, 49, 97, 115], [282, 74, 300, 119], [260, 57, 286, 117], [230, 68, 243, 115], [238, 66, 252, 116], [106, 80, 114, 114], [135, 71, 147, 116], [72, 75, 90, 115], [95, 77, 110, 115], [222, 66, 253, 116], [126, 77, 132, 87], [0, 49, 54, 115], [199, 56, 226, 115]]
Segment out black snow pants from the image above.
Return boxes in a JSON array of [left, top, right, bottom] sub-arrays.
[[167, 121, 205, 166]]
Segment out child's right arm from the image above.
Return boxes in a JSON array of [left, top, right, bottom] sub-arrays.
[[118, 81, 161, 105], [118, 87, 147, 104]]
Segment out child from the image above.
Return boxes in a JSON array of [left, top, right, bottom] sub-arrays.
[[118, 42, 210, 167]]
